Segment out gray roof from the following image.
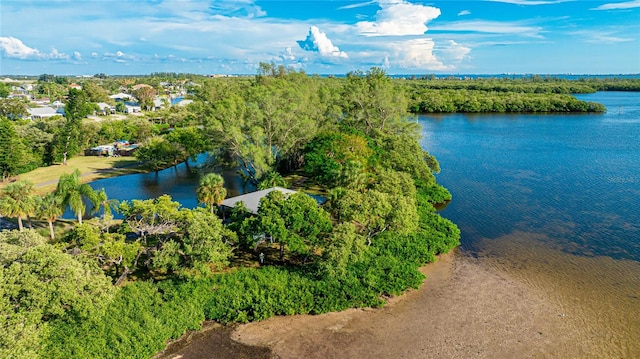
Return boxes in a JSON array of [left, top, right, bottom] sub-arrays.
[[221, 187, 297, 214], [97, 102, 114, 110], [28, 106, 59, 117]]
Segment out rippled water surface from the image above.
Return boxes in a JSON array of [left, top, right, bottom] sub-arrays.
[[419, 91, 640, 355]]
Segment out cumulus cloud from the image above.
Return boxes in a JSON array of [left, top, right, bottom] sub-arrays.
[[297, 26, 348, 58], [102, 50, 137, 63], [592, 0, 640, 10], [0, 37, 40, 59], [0, 36, 69, 60], [356, 0, 441, 36], [387, 38, 449, 70], [438, 40, 471, 62], [73, 51, 82, 60], [280, 47, 297, 61]]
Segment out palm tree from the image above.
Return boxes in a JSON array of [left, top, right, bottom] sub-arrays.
[[91, 188, 119, 218], [91, 188, 119, 232], [0, 180, 37, 231], [197, 173, 226, 215], [257, 170, 289, 190], [35, 192, 64, 240], [55, 169, 97, 224]]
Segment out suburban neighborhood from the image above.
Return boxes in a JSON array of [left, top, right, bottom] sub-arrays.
[[1, 75, 194, 121]]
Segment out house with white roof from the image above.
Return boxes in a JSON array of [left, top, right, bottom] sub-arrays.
[[96, 102, 116, 115], [109, 93, 133, 102], [27, 106, 62, 120]]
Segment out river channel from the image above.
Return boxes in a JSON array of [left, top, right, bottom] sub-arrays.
[[87, 91, 639, 356]]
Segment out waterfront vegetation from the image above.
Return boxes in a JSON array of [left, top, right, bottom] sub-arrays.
[[1, 68, 638, 358]]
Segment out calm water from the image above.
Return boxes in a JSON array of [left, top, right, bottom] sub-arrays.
[[65, 155, 255, 218], [421, 91, 640, 261], [420, 91, 640, 355]]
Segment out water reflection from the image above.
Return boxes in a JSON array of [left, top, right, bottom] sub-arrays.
[[63, 153, 256, 219]]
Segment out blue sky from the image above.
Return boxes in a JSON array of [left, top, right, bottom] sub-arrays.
[[1, 0, 639, 75]]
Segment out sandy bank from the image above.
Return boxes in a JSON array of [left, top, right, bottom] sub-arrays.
[[231, 250, 584, 359], [158, 247, 613, 359]]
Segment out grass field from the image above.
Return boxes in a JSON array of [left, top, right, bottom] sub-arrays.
[[1, 156, 147, 194]]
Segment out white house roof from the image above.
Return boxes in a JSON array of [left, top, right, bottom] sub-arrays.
[[221, 187, 297, 214], [176, 99, 193, 107], [109, 93, 132, 100], [97, 102, 114, 109], [28, 106, 59, 117]]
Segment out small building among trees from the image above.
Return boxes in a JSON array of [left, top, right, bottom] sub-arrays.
[[221, 187, 296, 214]]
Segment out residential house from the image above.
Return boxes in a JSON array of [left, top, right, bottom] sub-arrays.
[[124, 102, 142, 113], [27, 106, 63, 120], [109, 93, 133, 102], [96, 102, 116, 115]]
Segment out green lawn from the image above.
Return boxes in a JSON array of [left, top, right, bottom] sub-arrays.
[[2, 156, 147, 194]]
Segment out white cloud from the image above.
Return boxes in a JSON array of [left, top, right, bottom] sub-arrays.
[[438, 40, 472, 62], [102, 50, 137, 63], [458, 10, 471, 16], [208, 0, 267, 18], [571, 30, 635, 43], [592, 0, 640, 10], [280, 47, 297, 61], [356, 0, 441, 36], [0, 36, 69, 60], [387, 38, 450, 70], [488, 0, 572, 5], [338, 1, 377, 10], [297, 26, 348, 58], [432, 20, 543, 37], [73, 51, 82, 61], [0, 37, 40, 59]]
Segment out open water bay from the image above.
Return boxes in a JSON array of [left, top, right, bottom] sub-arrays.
[[420, 91, 640, 356]]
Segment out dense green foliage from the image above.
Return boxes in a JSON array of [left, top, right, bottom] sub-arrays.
[[408, 89, 606, 113], [0, 230, 114, 359], [11, 69, 640, 358], [401, 76, 640, 113], [0, 118, 34, 179]]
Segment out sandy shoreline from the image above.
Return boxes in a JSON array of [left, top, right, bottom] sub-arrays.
[[157, 246, 625, 359]]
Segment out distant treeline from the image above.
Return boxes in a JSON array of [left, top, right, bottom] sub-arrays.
[[401, 77, 640, 113], [407, 89, 606, 113], [404, 76, 640, 93]]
